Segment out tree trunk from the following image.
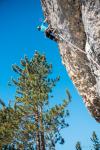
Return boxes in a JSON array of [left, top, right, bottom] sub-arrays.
[[41, 0, 100, 122], [40, 106, 45, 150], [35, 111, 41, 150], [40, 132, 45, 150]]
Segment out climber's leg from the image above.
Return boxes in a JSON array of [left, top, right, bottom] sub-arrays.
[[45, 30, 58, 42]]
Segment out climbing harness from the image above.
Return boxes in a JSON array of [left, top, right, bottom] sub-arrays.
[[56, 31, 100, 70]]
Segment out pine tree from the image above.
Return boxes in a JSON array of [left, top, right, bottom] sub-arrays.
[[12, 52, 70, 150], [0, 99, 21, 149], [91, 131, 100, 150], [75, 141, 82, 150]]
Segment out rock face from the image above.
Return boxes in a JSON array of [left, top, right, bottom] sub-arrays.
[[41, 0, 100, 122]]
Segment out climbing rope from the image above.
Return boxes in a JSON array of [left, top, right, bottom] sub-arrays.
[[56, 32, 100, 70]]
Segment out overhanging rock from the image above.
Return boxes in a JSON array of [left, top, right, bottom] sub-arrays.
[[41, 0, 100, 122]]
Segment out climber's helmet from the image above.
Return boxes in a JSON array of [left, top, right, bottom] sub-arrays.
[[37, 26, 41, 31]]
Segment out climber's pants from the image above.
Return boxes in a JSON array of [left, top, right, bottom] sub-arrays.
[[45, 30, 57, 42]]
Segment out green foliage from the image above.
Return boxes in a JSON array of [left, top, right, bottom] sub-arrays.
[[75, 132, 100, 150], [0, 99, 21, 149], [75, 142, 82, 150], [12, 52, 70, 150], [91, 131, 100, 150]]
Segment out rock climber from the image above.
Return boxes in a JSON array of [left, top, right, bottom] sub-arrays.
[[37, 18, 58, 42]]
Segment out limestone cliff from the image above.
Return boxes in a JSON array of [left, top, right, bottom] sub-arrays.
[[41, 0, 100, 122]]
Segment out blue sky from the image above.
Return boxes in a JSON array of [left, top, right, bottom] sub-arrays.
[[0, 0, 99, 149]]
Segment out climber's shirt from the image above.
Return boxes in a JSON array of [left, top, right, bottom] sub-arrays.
[[41, 24, 48, 32]]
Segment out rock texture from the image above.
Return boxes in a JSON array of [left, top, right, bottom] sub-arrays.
[[41, 0, 100, 122]]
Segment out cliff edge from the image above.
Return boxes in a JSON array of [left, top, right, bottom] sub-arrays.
[[41, 0, 100, 122]]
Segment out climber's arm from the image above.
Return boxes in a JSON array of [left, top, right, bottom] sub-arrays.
[[43, 18, 48, 23]]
